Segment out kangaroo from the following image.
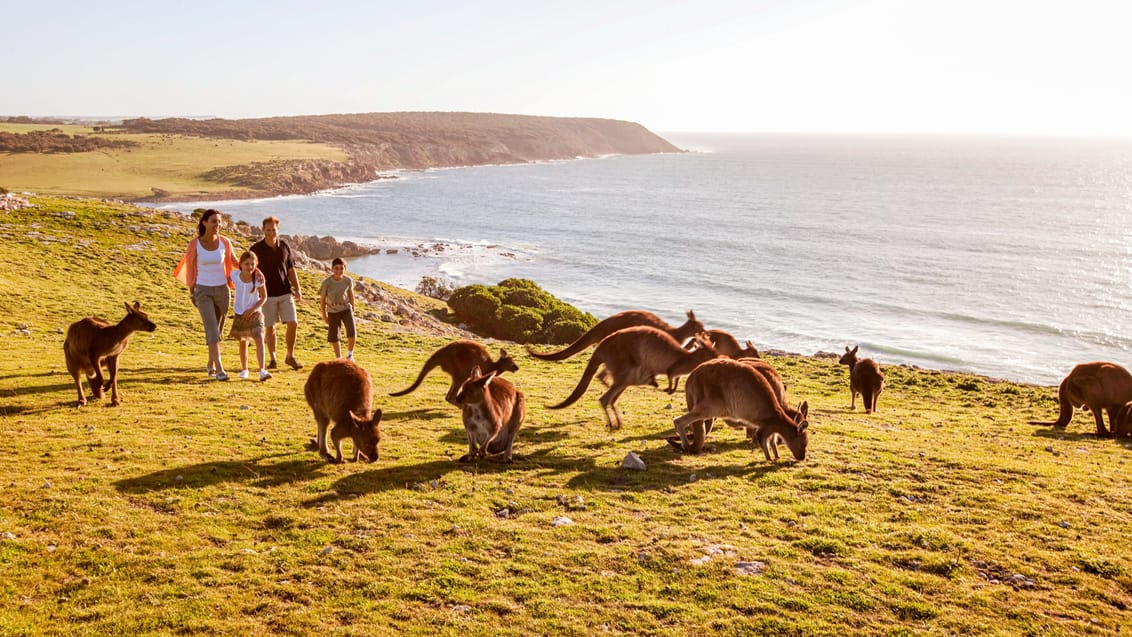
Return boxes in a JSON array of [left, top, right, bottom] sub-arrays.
[[1113, 401, 1132, 439], [389, 340, 518, 406], [669, 357, 793, 452], [452, 366, 526, 463], [547, 326, 720, 430], [526, 309, 705, 361], [304, 360, 383, 463], [1028, 361, 1132, 437], [64, 301, 157, 407], [703, 329, 760, 359], [673, 358, 810, 462], [839, 345, 884, 413]]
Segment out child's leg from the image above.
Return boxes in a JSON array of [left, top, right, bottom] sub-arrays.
[[253, 334, 265, 371], [328, 311, 342, 358], [344, 308, 357, 355], [239, 339, 249, 372]]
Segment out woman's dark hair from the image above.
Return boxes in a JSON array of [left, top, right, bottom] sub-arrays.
[[197, 209, 222, 237]]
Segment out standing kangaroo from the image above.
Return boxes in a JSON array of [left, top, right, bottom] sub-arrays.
[[389, 340, 518, 406], [452, 366, 525, 463], [1028, 361, 1132, 437], [673, 358, 810, 462], [547, 326, 720, 430], [526, 309, 705, 361], [304, 360, 383, 463], [839, 345, 884, 414], [64, 301, 157, 407]]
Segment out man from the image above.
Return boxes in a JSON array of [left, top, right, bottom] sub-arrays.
[[250, 216, 303, 370]]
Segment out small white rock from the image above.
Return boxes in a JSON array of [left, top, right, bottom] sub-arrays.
[[735, 561, 766, 576], [621, 451, 646, 471], [321, 546, 333, 555], [551, 516, 574, 527], [0, 532, 16, 540]]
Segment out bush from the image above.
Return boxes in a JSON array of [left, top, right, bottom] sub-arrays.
[[415, 275, 456, 301], [447, 279, 596, 344]]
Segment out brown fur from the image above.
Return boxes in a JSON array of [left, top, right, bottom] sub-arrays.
[[1112, 401, 1132, 439], [389, 340, 518, 406], [304, 360, 382, 463], [703, 329, 760, 359], [1028, 361, 1132, 437], [547, 326, 720, 430], [839, 345, 884, 414], [673, 358, 810, 462], [452, 366, 525, 463], [526, 309, 704, 361], [63, 301, 156, 407]]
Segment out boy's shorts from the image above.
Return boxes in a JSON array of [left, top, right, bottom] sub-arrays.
[[328, 307, 356, 343]]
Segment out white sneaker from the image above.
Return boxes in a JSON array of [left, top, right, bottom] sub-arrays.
[[259, 369, 272, 382], [238, 369, 249, 380], [346, 351, 354, 361]]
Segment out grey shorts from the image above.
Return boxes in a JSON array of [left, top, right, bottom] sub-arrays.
[[327, 307, 356, 342], [262, 294, 297, 326]]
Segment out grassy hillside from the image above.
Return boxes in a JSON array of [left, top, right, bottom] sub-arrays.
[[0, 198, 1130, 636], [0, 123, 347, 200]]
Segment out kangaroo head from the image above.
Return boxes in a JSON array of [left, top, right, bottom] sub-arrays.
[[455, 366, 495, 405], [683, 309, 705, 333], [742, 340, 760, 358], [786, 401, 810, 461], [838, 345, 859, 366], [124, 301, 157, 333], [350, 408, 382, 463], [496, 348, 519, 374]]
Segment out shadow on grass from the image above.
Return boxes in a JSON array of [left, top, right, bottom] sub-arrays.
[[1031, 426, 1111, 442], [114, 453, 327, 493]]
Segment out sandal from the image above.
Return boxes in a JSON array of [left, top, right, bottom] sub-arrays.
[[215, 371, 230, 381]]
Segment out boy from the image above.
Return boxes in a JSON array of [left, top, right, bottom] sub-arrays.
[[319, 258, 356, 360]]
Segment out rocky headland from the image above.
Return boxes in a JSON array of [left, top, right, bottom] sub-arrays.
[[125, 112, 681, 201]]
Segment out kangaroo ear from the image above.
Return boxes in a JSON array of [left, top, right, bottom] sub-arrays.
[[852, 345, 859, 355], [499, 348, 508, 358], [372, 408, 383, 423], [845, 346, 851, 353], [687, 309, 696, 321], [799, 421, 809, 433], [798, 401, 809, 419], [469, 365, 481, 379]]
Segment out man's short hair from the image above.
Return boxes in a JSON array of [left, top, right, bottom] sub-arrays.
[[331, 257, 346, 267], [262, 215, 281, 228]]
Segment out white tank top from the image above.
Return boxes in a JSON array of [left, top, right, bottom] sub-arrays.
[[196, 240, 228, 286]]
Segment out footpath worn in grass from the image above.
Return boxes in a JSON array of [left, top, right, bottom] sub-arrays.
[[1, 198, 1130, 636]]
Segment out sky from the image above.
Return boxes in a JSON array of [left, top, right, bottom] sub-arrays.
[[4, 0, 1132, 135]]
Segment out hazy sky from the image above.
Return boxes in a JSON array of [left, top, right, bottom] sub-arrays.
[[5, 0, 1131, 135]]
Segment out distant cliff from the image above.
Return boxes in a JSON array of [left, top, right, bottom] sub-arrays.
[[123, 112, 681, 198]]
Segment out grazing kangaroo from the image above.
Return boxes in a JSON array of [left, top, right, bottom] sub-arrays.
[[669, 357, 793, 452], [547, 326, 720, 430], [304, 360, 383, 463], [673, 358, 810, 462], [452, 366, 526, 463], [1113, 401, 1132, 439], [703, 329, 760, 359], [839, 345, 884, 414], [64, 301, 156, 407], [389, 340, 518, 406], [1028, 361, 1132, 437], [526, 309, 705, 361]]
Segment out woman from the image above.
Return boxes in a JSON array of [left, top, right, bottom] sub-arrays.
[[174, 209, 240, 380]]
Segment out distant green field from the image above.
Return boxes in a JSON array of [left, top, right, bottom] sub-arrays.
[[1, 197, 1130, 636], [0, 123, 347, 199]]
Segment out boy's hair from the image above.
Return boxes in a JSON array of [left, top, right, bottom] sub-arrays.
[[331, 257, 346, 267], [262, 215, 280, 228], [239, 250, 258, 265]]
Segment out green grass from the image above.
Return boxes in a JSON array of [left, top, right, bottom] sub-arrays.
[[1, 197, 1131, 635], [0, 123, 346, 199]]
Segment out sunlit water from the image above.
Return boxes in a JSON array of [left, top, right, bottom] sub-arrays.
[[160, 133, 1132, 385]]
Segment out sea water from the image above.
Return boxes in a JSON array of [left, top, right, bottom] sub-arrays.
[[162, 133, 1132, 385]]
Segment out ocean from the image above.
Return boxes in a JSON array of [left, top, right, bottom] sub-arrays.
[[160, 132, 1132, 385]]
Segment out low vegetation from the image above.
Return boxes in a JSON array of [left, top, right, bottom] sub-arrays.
[[447, 278, 598, 344], [1, 197, 1130, 636]]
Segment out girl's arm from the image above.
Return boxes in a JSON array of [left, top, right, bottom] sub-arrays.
[[245, 271, 267, 318]]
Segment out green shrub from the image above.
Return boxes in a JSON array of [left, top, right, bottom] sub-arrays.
[[447, 279, 596, 344]]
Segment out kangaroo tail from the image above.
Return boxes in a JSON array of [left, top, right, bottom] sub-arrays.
[[1028, 385, 1074, 427], [525, 324, 610, 361], [547, 352, 604, 409], [388, 350, 443, 397]]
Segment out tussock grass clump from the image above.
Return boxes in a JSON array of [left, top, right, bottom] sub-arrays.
[[1, 197, 1131, 635]]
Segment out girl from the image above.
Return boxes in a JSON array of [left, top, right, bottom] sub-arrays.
[[173, 209, 240, 381], [229, 251, 272, 381]]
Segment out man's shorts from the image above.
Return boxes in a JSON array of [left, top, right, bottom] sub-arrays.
[[262, 294, 297, 326]]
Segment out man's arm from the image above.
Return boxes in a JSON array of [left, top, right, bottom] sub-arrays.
[[287, 266, 302, 302]]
